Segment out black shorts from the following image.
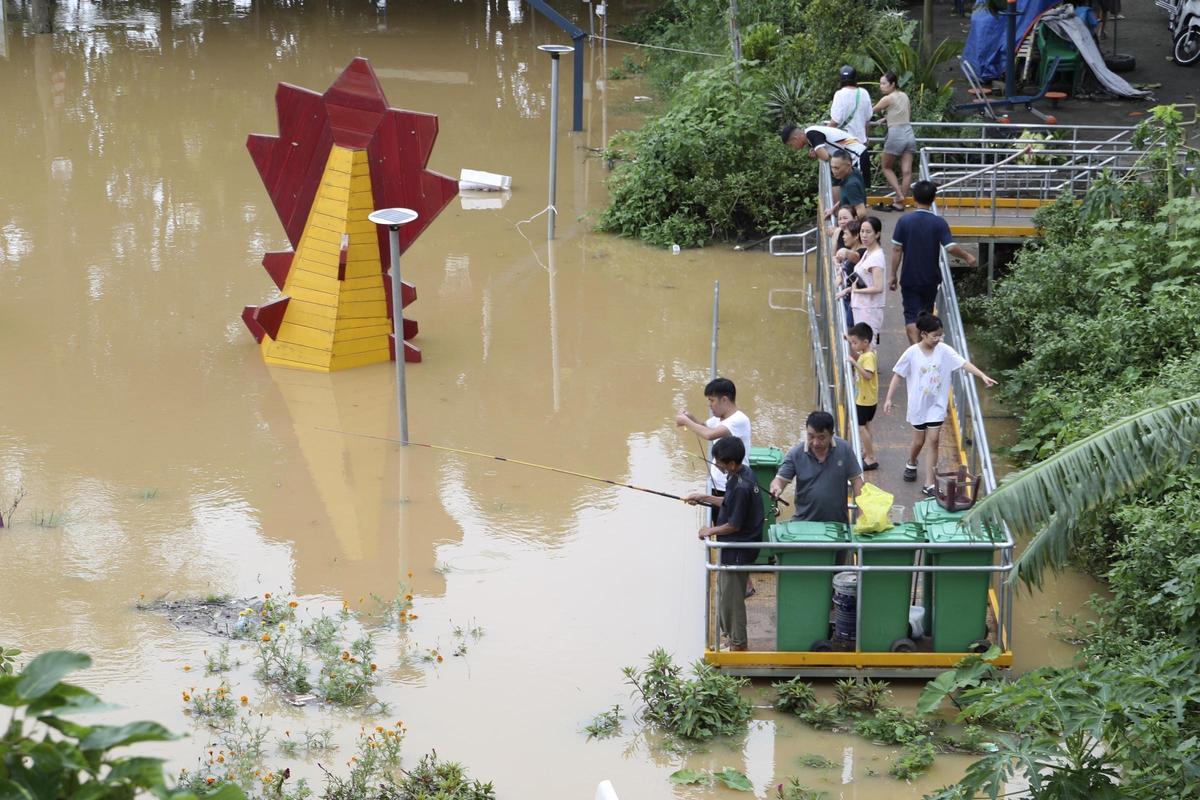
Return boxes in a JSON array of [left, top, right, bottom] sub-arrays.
[[710, 488, 725, 524], [913, 420, 944, 431], [901, 285, 939, 324], [855, 403, 877, 424]]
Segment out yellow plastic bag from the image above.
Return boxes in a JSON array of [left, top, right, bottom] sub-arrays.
[[853, 482, 895, 535]]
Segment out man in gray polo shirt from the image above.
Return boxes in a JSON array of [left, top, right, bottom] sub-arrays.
[[769, 411, 864, 524]]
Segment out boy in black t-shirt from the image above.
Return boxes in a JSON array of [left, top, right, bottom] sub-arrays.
[[685, 436, 765, 652]]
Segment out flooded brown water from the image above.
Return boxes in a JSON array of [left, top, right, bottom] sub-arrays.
[[0, 2, 1096, 797]]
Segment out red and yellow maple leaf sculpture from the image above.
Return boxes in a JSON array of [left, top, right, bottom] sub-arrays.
[[241, 58, 457, 370]]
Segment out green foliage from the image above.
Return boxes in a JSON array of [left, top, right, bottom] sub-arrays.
[[391, 752, 495, 800], [599, 65, 816, 247], [776, 780, 827, 800], [741, 22, 782, 63], [797, 701, 842, 731], [796, 754, 836, 768], [888, 740, 935, 780], [852, 708, 939, 745], [583, 705, 623, 740], [916, 645, 1002, 715], [0, 650, 246, 800], [622, 648, 752, 740], [0, 646, 20, 676], [773, 675, 817, 714]]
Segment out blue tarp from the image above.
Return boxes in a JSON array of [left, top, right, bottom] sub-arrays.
[[962, 0, 1060, 83]]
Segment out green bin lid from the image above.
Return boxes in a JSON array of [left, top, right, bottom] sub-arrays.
[[925, 520, 996, 544], [913, 497, 967, 525], [749, 446, 785, 468], [853, 521, 926, 543], [769, 520, 849, 543]]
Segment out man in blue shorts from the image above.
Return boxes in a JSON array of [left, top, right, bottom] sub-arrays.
[[888, 180, 977, 344]]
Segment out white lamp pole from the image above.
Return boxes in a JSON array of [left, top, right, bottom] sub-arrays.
[[538, 44, 574, 240], [368, 207, 419, 443]]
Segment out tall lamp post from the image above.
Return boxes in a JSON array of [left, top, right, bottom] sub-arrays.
[[368, 207, 419, 443], [538, 43, 574, 240]]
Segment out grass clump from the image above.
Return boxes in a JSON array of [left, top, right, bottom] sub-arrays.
[[773, 676, 817, 714], [624, 648, 752, 740], [584, 705, 623, 740]]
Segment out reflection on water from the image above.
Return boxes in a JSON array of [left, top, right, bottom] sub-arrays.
[[0, 1, 1091, 797]]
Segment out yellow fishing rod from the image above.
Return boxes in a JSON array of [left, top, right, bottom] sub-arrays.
[[316, 427, 763, 508]]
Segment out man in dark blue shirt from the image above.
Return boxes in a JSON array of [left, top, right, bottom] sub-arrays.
[[889, 180, 977, 344], [686, 436, 764, 651]]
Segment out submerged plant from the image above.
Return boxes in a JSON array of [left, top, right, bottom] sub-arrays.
[[774, 676, 817, 714], [623, 648, 752, 740], [584, 705, 624, 740], [889, 740, 936, 780], [798, 701, 843, 731]]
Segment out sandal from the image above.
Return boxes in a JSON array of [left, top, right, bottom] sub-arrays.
[[889, 203, 907, 212], [921, 484, 936, 497], [862, 460, 880, 471], [871, 202, 896, 212]]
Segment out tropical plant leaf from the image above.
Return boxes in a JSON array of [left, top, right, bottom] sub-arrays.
[[715, 768, 753, 791], [6, 652, 91, 705], [79, 721, 176, 752], [962, 392, 1200, 587], [668, 769, 710, 785]]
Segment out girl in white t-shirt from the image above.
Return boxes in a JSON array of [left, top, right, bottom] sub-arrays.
[[883, 313, 997, 496]]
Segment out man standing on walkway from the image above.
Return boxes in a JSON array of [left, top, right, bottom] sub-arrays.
[[889, 180, 977, 344], [769, 411, 863, 525], [675, 377, 752, 520]]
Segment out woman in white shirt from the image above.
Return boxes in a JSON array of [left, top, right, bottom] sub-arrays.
[[837, 216, 886, 346]]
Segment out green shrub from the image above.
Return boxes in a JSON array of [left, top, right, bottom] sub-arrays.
[[623, 648, 752, 740], [773, 675, 817, 713]]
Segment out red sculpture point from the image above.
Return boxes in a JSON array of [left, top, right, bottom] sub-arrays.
[[242, 58, 458, 371]]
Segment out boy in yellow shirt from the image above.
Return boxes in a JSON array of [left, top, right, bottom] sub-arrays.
[[848, 322, 879, 470]]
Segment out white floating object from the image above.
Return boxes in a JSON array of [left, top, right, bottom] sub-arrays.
[[595, 780, 619, 800], [460, 191, 511, 211], [633, 95, 652, 102], [459, 168, 511, 192]]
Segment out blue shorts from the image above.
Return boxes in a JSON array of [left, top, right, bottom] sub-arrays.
[[901, 285, 939, 324]]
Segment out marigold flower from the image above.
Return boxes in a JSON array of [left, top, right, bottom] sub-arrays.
[[407, 571, 413, 578], [404, 594, 413, 601], [206, 777, 216, 785], [375, 725, 384, 733], [278, 623, 286, 631], [288, 600, 298, 608], [183, 665, 191, 672], [264, 592, 272, 599], [436, 655, 443, 663], [370, 663, 378, 673], [240, 695, 249, 705], [341, 650, 350, 661], [182, 692, 191, 702], [261, 633, 271, 642], [217, 755, 225, 763]]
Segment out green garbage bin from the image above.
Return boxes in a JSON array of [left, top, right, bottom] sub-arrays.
[[926, 520, 996, 652], [749, 446, 785, 563], [913, 498, 967, 634], [769, 521, 849, 651], [854, 523, 925, 652]]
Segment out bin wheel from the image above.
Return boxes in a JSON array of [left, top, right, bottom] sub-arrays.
[[811, 639, 835, 652], [968, 639, 992, 654], [890, 637, 917, 653]]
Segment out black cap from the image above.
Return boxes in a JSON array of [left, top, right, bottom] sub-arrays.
[[838, 65, 857, 85]]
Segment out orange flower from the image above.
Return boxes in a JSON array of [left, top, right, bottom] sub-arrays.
[[261, 633, 271, 642], [264, 592, 272, 599], [407, 571, 413, 578], [217, 755, 225, 763], [288, 600, 298, 608], [206, 777, 216, 785], [436, 654, 444, 663], [404, 594, 413, 601], [341, 650, 350, 661], [182, 692, 191, 702], [370, 663, 378, 673], [183, 665, 191, 672], [240, 695, 249, 705]]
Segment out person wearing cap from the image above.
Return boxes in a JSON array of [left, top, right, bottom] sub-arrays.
[[781, 123, 872, 196], [827, 65, 872, 147]]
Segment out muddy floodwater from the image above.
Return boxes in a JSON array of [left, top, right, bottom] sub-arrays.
[[0, 2, 1096, 798]]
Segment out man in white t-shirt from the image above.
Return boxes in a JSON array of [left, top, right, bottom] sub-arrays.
[[827, 65, 872, 146], [676, 377, 752, 506]]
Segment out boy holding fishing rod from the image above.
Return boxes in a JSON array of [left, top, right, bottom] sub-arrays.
[[684, 437, 764, 652]]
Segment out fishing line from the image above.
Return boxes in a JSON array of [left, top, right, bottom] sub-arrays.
[[316, 427, 717, 508]]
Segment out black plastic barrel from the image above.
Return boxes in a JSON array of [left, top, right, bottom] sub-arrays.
[[832, 571, 858, 641]]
